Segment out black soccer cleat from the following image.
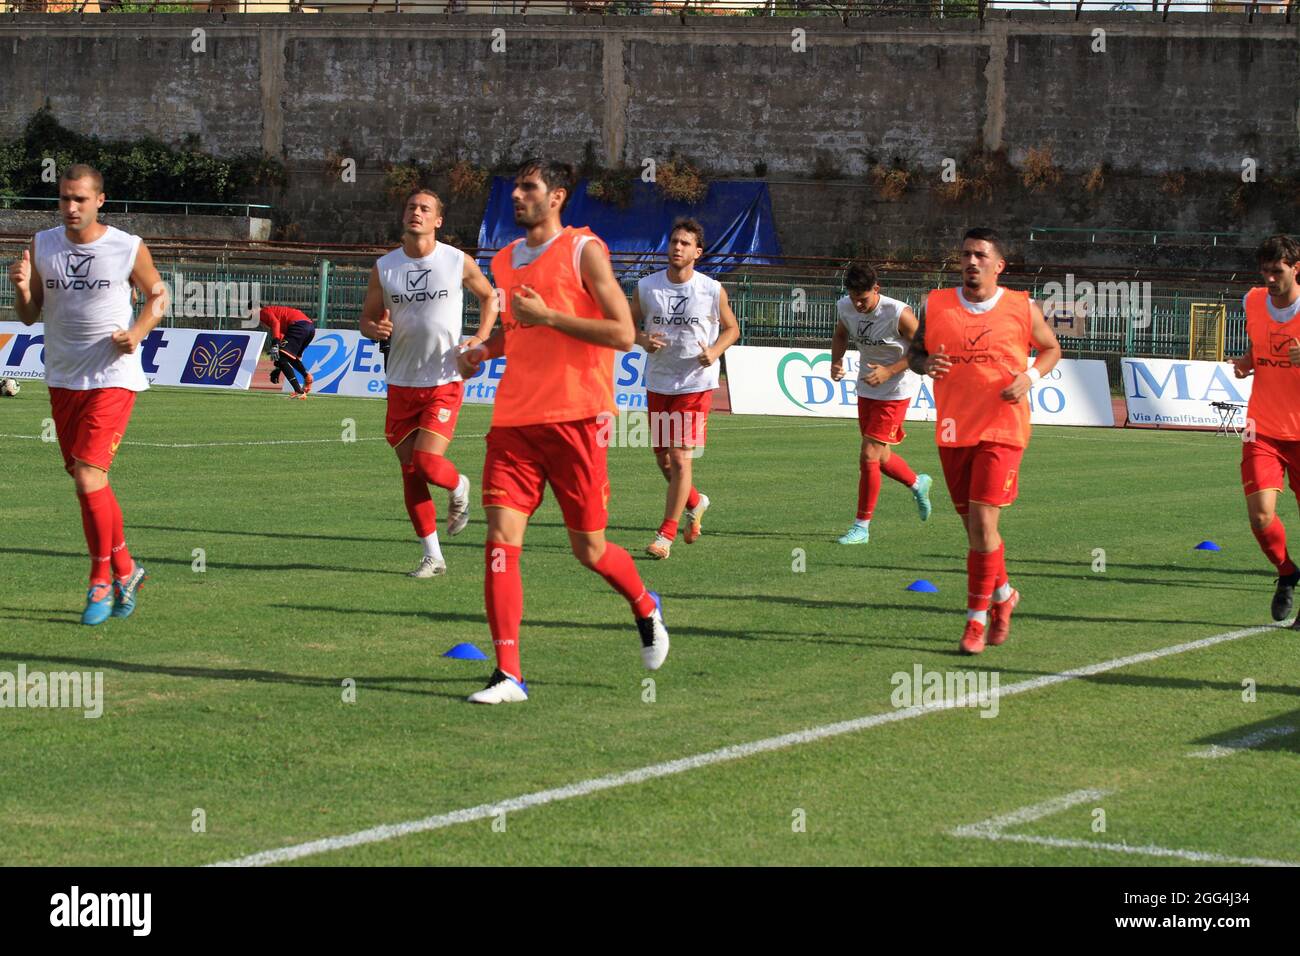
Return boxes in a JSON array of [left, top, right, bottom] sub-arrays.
[[1272, 570, 1300, 622]]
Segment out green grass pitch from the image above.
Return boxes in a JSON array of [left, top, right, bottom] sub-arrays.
[[1, 381, 1297, 865]]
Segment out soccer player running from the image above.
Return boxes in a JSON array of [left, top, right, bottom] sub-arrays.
[[829, 262, 932, 544], [456, 159, 669, 704], [1231, 234, 1300, 625], [8, 164, 169, 624], [632, 217, 739, 559], [907, 228, 1061, 654], [360, 188, 498, 578], [258, 304, 316, 398]]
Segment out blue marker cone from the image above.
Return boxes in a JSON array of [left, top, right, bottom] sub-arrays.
[[1194, 540, 1221, 552], [906, 579, 939, 593], [443, 642, 488, 661]]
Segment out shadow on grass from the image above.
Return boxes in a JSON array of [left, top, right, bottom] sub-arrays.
[[0, 649, 613, 699]]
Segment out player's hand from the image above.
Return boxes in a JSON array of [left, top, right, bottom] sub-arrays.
[[1289, 338, 1300, 366], [925, 344, 952, 379], [513, 286, 552, 327], [457, 343, 488, 379], [1232, 354, 1254, 379], [697, 347, 717, 368], [111, 329, 139, 354], [863, 363, 891, 388], [643, 333, 668, 353], [374, 309, 393, 341], [8, 249, 30, 293], [1000, 372, 1032, 402], [829, 359, 844, 381]]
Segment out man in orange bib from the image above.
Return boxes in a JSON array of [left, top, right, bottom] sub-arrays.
[[456, 159, 669, 704], [908, 228, 1061, 654], [1231, 234, 1300, 625]]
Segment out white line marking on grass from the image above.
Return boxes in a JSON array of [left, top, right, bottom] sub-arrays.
[[208, 622, 1282, 867], [950, 788, 1111, 838], [1188, 724, 1296, 759], [951, 789, 1297, 867]]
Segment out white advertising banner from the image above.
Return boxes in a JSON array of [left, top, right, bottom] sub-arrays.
[[0, 322, 266, 390], [1121, 358, 1252, 429], [725, 345, 1115, 427], [288, 328, 651, 407]]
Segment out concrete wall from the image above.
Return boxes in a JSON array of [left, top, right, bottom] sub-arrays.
[[0, 209, 272, 241], [1, 13, 1295, 263]]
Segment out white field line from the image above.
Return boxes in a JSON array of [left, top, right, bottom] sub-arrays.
[[951, 789, 1297, 867], [1187, 724, 1297, 759], [209, 623, 1280, 867]]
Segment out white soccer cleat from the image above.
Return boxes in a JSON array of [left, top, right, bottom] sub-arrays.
[[636, 591, 670, 670], [683, 494, 710, 544], [408, 555, 447, 578], [467, 669, 529, 705], [645, 535, 672, 560], [447, 474, 472, 537]]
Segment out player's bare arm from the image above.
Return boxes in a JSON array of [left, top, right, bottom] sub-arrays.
[[1233, 344, 1255, 379], [830, 318, 849, 381], [456, 316, 507, 379], [700, 287, 740, 367], [631, 290, 665, 353], [9, 242, 43, 325], [999, 301, 1062, 402], [864, 305, 919, 387], [513, 240, 635, 351], [907, 311, 951, 378], [462, 254, 499, 348], [116, 243, 168, 354], [1288, 337, 1300, 367], [358, 266, 391, 341]]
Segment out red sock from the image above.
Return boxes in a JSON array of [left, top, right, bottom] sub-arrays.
[[412, 449, 460, 491], [966, 547, 1000, 612], [685, 486, 701, 510], [592, 543, 656, 617], [1254, 516, 1298, 576], [106, 486, 133, 579], [402, 464, 437, 537], [857, 460, 882, 521], [658, 519, 678, 540], [880, 453, 917, 488], [993, 541, 1008, 591], [485, 541, 524, 680], [77, 487, 114, 586]]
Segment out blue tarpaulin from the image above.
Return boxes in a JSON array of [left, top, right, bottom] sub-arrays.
[[476, 178, 782, 278]]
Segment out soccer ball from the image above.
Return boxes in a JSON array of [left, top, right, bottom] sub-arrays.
[[0, 378, 19, 397]]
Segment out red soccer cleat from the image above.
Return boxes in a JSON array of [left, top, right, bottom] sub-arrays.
[[959, 618, 987, 655], [988, 588, 1020, 647], [303, 372, 314, 395]]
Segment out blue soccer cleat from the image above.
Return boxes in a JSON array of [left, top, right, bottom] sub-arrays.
[[913, 473, 933, 522], [111, 562, 148, 618], [838, 523, 870, 545], [81, 583, 114, 626]]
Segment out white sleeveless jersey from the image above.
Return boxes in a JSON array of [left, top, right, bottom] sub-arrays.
[[35, 225, 147, 391], [637, 270, 723, 395], [376, 242, 465, 388], [836, 293, 920, 402]]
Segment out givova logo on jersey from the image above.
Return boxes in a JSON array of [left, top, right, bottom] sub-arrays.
[[181, 333, 249, 387], [45, 252, 110, 291], [391, 269, 449, 304], [651, 294, 704, 327]]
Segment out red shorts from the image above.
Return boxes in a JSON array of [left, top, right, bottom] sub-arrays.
[[385, 381, 464, 446], [1241, 433, 1300, 498], [482, 417, 610, 533], [646, 389, 712, 449], [938, 441, 1025, 515], [49, 386, 136, 475], [857, 397, 909, 445]]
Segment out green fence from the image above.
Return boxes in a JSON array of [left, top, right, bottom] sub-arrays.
[[0, 255, 1251, 361]]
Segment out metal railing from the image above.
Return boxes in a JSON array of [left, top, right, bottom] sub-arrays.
[[0, 196, 272, 218]]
